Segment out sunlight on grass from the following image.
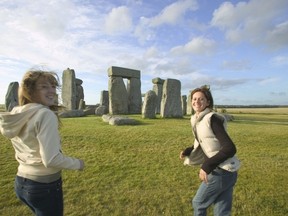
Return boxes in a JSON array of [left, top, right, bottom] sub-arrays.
[[1, 110, 287, 215]]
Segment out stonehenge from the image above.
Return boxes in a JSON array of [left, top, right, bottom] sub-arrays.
[[182, 95, 187, 116], [4, 65, 194, 120], [62, 68, 76, 110], [142, 90, 157, 119], [108, 66, 142, 115], [62, 68, 85, 110], [152, 77, 164, 114], [107, 67, 186, 118], [160, 79, 183, 118]]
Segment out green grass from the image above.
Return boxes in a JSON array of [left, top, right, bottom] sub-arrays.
[[0, 110, 288, 215]]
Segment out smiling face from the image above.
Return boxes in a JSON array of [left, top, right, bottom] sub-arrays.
[[19, 70, 59, 106], [191, 91, 210, 115], [32, 78, 57, 106]]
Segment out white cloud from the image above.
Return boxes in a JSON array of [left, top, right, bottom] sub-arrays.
[[134, 0, 198, 43], [0, 1, 97, 64], [0, 1, 137, 75], [221, 60, 252, 71], [270, 55, 288, 66], [266, 21, 288, 50], [105, 6, 133, 35], [149, 0, 198, 27], [258, 77, 279, 85], [211, 0, 288, 50], [134, 17, 155, 43], [143, 46, 160, 59], [0, 0, 287, 106], [154, 57, 198, 76], [170, 37, 216, 55], [181, 72, 248, 93]]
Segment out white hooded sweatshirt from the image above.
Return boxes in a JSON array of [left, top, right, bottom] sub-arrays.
[[0, 103, 82, 182]]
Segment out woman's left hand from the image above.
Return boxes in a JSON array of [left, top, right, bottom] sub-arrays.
[[199, 169, 208, 183]]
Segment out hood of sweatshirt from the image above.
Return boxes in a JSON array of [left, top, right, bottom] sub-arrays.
[[0, 103, 45, 139]]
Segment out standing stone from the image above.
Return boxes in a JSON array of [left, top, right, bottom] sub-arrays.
[[182, 95, 187, 116], [108, 66, 141, 114], [108, 76, 128, 114], [127, 78, 142, 114], [78, 99, 85, 110], [100, 90, 109, 107], [186, 91, 193, 115], [152, 77, 164, 114], [142, 90, 157, 119], [99, 90, 109, 114], [160, 79, 183, 118], [62, 68, 76, 110], [95, 105, 108, 116], [76, 78, 84, 109], [5, 82, 19, 111]]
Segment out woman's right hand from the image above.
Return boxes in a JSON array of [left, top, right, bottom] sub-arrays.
[[179, 151, 185, 160]]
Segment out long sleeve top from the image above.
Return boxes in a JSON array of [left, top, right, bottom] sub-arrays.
[[183, 113, 236, 174], [0, 103, 83, 182]]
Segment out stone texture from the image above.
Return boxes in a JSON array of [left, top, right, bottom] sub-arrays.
[[102, 114, 139, 125], [152, 77, 165, 84], [76, 78, 84, 109], [62, 68, 76, 110], [142, 90, 157, 119], [5, 82, 19, 111], [109, 116, 138, 125], [59, 110, 85, 118], [127, 77, 142, 114], [186, 91, 193, 115], [152, 78, 164, 114], [182, 95, 187, 116], [100, 90, 109, 107], [84, 107, 96, 115], [108, 66, 141, 114], [160, 79, 183, 118], [108, 66, 140, 79], [78, 99, 85, 110], [95, 105, 108, 116], [102, 114, 113, 123], [108, 76, 128, 114]]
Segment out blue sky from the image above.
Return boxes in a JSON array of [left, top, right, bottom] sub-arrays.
[[0, 0, 287, 105]]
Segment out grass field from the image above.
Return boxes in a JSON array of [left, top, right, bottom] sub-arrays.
[[0, 108, 287, 215]]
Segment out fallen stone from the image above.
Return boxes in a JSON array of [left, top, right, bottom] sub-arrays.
[[59, 110, 85, 118]]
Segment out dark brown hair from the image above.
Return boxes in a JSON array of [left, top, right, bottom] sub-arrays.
[[190, 85, 214, 109]]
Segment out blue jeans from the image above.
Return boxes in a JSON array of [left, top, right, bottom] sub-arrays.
[[192, 168, 238, 216], [15, 176, 63, 216]]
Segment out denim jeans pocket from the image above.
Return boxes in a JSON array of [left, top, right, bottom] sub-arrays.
[[15, 176, 63, 215]]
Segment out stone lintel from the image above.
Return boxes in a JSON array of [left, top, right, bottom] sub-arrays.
[[108, 66, 140, 79], [152, 77, 165, 84]]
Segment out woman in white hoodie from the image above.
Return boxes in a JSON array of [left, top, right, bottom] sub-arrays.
[[180, 85, 240, 216], [0, 69, 85, 216]]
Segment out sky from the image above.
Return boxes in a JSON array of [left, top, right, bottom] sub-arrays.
[[0, 0, 288, 106]]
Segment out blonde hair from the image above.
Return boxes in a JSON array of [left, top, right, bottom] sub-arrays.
[[19, 70, 59, 105], [18, 69, 63, 125]]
